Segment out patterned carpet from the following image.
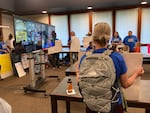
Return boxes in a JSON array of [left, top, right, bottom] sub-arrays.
[[0, 64, 149, 113]]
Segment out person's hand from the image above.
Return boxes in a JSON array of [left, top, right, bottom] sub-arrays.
[[136, 67, 144, 77]]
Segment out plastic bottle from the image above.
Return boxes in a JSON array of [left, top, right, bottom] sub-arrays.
[[67, 78, 72, 93]]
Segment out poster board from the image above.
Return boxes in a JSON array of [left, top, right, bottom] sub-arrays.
[[21, 53, 29, 69], [48, 40, 62, 54], [15, 62, 26, 78], [122, 53, 143, 100], [82, 36, 92, 48], [70, 36, 80, 52], [0, 54, 13, 79]]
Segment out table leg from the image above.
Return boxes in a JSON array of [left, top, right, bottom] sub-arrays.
[[51, 96, 57, 113], [66, 100, 70, 113], [145, 108, 150, 113]]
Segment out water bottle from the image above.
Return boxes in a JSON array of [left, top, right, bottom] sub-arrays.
[[67, 78, 72, 93]]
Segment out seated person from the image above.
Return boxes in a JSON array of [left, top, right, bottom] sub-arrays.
[[86, 41, 94, 51], [123, 31, 138, 52], [0, 41, 9, 54], [111, 32, 122, 45]]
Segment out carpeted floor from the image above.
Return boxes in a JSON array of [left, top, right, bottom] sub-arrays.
[[0, 64, 149, 113]]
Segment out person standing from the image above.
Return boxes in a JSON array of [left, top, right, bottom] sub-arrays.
[[6, 33, 15, 52], [78, 23, 144, 113], [123, 31, 138, 52], [48, 31, 60, 68], [68, 31, 79, 64]]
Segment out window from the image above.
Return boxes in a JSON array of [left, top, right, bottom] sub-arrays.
[[116, 8, 138, 40], [92, 11, 112, 32], [51, 15, 68, 45], [141, 8, 150, 44], [70, 13, 89, 45]]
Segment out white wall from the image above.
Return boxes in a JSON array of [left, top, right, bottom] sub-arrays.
[[22, 14, 49, 24], [1, 14, 14, 42]]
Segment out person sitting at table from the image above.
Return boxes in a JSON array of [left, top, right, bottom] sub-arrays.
[[123, 31, 138, 52], [86, 41, 94, 51], [0, 40, 9, 54], [111, 32, 122, 45]]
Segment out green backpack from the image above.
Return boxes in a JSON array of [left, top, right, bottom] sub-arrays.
[[79, 50, 119, 112]]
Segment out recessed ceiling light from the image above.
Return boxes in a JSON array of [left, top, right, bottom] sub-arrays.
[[87, 6, 93, 10], [141, 1, 148, 4], [42, 10, 47, 14]]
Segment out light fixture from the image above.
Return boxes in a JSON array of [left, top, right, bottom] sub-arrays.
[[42, 10, 47, 14], [141, 1, 148, 4], [87, 6, 93, 10]]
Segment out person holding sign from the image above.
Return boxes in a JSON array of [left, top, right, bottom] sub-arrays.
[[68, 31, 80, 64]]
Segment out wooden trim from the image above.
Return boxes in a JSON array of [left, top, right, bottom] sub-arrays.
[[67, 14, 71, 38], [112, 10, 116, 34], [48, 14, 51, 25], [88, 12, 93, 33], [0, 13, 2, 41], [141, 44, 149, 46], [137, 7, 142, 42]]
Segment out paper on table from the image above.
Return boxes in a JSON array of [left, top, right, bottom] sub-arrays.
[[66, 89, 76, 95], [121, 53, 143, 101]]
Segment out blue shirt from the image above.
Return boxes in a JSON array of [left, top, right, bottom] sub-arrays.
[[111, 37, 122, 44], [0, 42, 7, 54], [79, 48, 127, 104], [123, 35, 138, 52], [86, 46, 93, 51]]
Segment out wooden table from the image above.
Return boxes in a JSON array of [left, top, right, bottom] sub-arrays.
[[65, 62, 77, 76], [65, 54, 150, 76], [50, 76, 82, 113], [143, 54, 150, 64], [50, 76, 150, 113]]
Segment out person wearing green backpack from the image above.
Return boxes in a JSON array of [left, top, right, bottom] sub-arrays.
[[78, 22, 144, 113]]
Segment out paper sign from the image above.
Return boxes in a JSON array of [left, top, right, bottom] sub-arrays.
[[21, 53, 29, 69], [70, 36, 80, 52], [82, 36, 92, 48], [15, 62, 26, 78], [122, 53, 143, 101]]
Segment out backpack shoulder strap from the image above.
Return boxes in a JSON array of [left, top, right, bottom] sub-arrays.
[[103, 49, 113, 56], [85, 49, 94, 56]]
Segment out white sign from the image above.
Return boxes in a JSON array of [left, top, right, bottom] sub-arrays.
[[15, 62, 26, 78], [70, 36, 80, 52], [21, 53, 29, 69], [48, 40, 62, 54], [122, 53, 143, 100]]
